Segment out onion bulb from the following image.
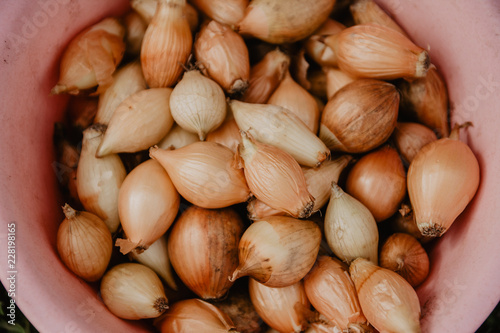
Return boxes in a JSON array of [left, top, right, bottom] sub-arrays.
[[57, 204, 112, 282], [100, 263, 168, 320], [249, 278, 311, 333], [157, 299, 237, 332], [168, 206, 244, 300], [230, 216, 321, 287], [150, 142, 251, 208], [350, 258, 421, 333], [116, 159, 180, 255], [408, 130, 480, 237]]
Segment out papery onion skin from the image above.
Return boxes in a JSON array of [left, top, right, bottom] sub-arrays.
[[407, 137, 480, 237], [268, 70, 320, 133], [116, 159, 180, 255], [169, 70, 227, 140], [237, 131, 315, 218], [194, 20, 250, 94], [327, 23, 430, 80], [349, 258, 421, 333], [249, 278, 311, 333], [346, 146, 406, 222], [51, 17, 125, 95], [101, 263, 169, 320], [141, 0, 192, 88], [350, 0, 407, 35], [168, 206, 244, 300], [303, 256, 369, 332], [150, 142, 251, 208], [319, 79, 399, 154], [392, 122, 437, 164], [57, 204, 112, 282], [324, 183, 379, 264], [157, 299, 237, 332], [230, 216, 321, 287], [380, 233, 430, 287], [238, 0, 337, 44], [76, 124, 126, 233], [189, 0, 248, 27]]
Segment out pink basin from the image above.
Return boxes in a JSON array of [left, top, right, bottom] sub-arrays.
[[0, 0, 499, 332]]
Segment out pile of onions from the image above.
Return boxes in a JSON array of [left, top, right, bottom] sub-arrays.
[[51, 0, 481, 331]]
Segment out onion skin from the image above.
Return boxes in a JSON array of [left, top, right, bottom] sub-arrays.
[[230, 216, 321, 287], [238, 0, 337, 44], [319, 79, 399, 153], [157, 299, 237, 332], [141, 0, 192, 88], [392, 122, 437, 164], [249, 279, 311, 333], [349, 258, 421, 333], [408, 137, 480, 237], [167, 206, 244, 300], [346, 146, 406, 222], [379, 233, 430, 287], [150, 142, 251, 209], [303, 256, 369, 332], [116, 159, 180, 255], [327, 23, 430, 80], [57, 204, 112, 282], [194, 20, 250, 94], [100, 263, 169, 320]]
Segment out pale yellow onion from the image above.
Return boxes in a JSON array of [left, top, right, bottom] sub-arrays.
[[94, 61, 147, 125], [324, 183, 378, 264], [230, 216, 321, 287], [407, 134, 480, 237], [194, 20, 250, 94], [141, 0, 192, 88], [169, 70, 226, 140], [157, 123, 199, 150], [231, 100, 330, 167], [249, 278, 311, 333], [319, 79, 399, 153], [206, 111, 241, 152], [393, 122, 437, 163], [399, 67, 450, 137], [168, 206, 244, 299], [116, 159, 179, 254], [237, 131, 314, 218], [57, 204, 112, 282], [51, 17, 125, 94], [150, 142, 251, 208], [238, 0, 336, 44], [379, 233, 430, 287], [325, 67, 356, 100], [100, 263, 168, 320], [350, 0, 407, 35], [96, 88, 174, 156], [303, 155, 353, 212], [304, 19, 346, 67], [242, 48, 290, 104], [76, 124, 126, 232], [268, 70, 320, 133], [190, 0, 248, 27], [349, 258, 421, 333], [346, 146, 406, 222], [130, 235, 178, 290], [158, 299, 237, 332], [131, 0, 199, 32], [123, 11, 147, 56], [325, 24, 430, 80], [303, 256, 369, 332]]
